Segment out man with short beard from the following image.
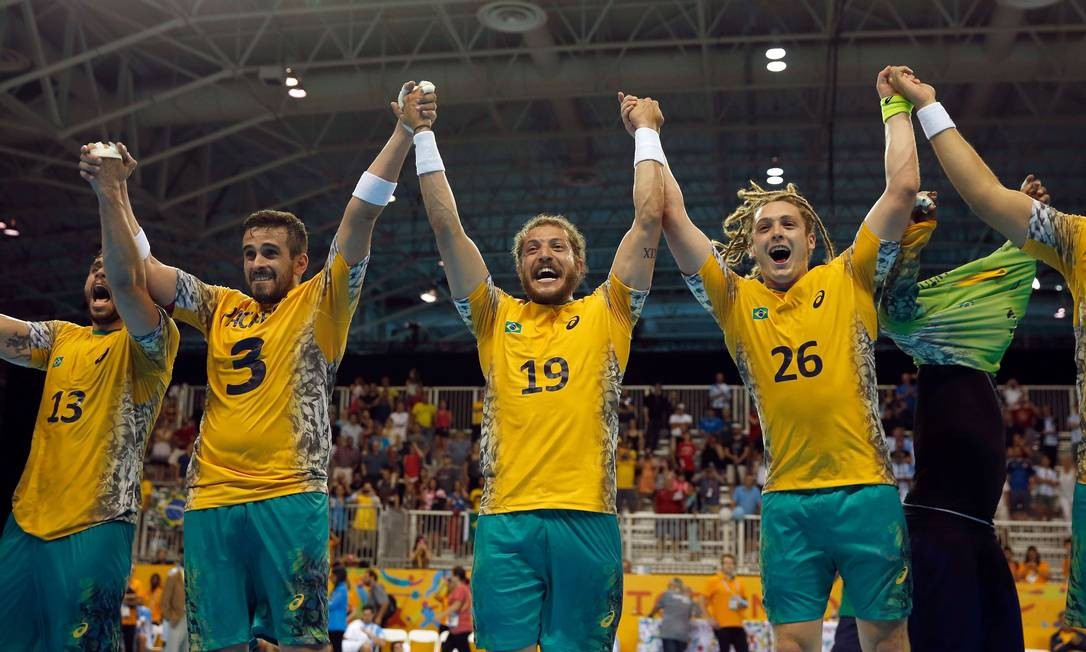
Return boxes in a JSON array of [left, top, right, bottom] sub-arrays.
[[638, 66, 920, 651], [77, 82, 435, 651], [403, 91, 666, 652], [0, 144, 178, 649]]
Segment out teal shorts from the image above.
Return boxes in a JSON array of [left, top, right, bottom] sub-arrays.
[[1066, 483, 1086, 627], [0, 514, 133, 651], [184, 492, 329, 651], [761, 484, 911, 624], [473, 509, 622, 652]]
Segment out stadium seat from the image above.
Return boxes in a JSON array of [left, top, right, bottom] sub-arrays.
[[383, 628, 408, 644], [408, 628, 440, 652]]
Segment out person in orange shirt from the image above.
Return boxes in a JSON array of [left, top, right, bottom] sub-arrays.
[[147, 573, 163, 624], [1018, 546, 1052, 584], [703, 554, 749, 652], [638, 456, 657, 510]]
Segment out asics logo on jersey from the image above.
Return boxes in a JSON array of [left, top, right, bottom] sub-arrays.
[[957, 268, 1008, 287], [71, 622, 89, 639], [752, 307, 769, 320], [599, 609, 616, 628], [288, 593, 306, 611], [895, 566, 909, 585], [566, 316, 580, 330], [52, 356, 64, 368], [505, 321, 523, 334], [813, 290, 826, 309], [221, 306, 271, 330], [94, 348, 110, 365]]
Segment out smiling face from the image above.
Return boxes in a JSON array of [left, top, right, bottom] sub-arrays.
[[84, 255, 121, 328], [516, 224, 585, 305], [242, 226, 308, 304], [749, 200, 816, 291]]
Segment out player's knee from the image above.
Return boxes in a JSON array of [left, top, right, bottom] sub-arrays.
[[859, 618, 909, 652]]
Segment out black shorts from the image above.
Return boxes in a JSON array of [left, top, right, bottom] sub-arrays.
[[905, 506, 1023, 651]]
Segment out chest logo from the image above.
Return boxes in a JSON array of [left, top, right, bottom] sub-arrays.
[[813, 290, 826, 309], [566, 316, 580, 330], [94, 348, 111, 365], [504, 321, 523, 334], [51, 356, 64, 368], [751, 307, 769, 321]]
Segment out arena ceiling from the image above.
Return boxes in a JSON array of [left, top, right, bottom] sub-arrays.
[[2, 0, 1085, 352]]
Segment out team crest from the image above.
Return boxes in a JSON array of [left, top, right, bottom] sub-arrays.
[[751, 307, 769, 321], [504, 321, 523, 334], [51, 356, 64, 368]]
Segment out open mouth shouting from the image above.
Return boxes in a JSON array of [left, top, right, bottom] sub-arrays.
[[768, 244, 792, 266], [250, 268, 275, 284], [90, 283, 113, 308], [533, 265, 562, 285]]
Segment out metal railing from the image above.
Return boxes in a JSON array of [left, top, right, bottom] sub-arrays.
[[133, 502, 1074, 582]]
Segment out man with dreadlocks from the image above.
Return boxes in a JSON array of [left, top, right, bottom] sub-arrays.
[[623, 66, 919, 652]]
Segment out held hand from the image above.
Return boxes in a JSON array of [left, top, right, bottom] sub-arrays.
[[876, 65, 899, 100], [390, 81, 438, 132], [116, 142, 139, 179], [629, 97, 664, 132], [911, 190, 938, 223], [617, 91, 639, 137], [1020, 174, 1051, 205], [888, 67, 936, 108], [78, 142, 126, 192]]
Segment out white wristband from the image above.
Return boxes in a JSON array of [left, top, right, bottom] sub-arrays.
[[414, 130, 445, 176], [916, 102, 956, 140], [134, 228, 151, 260], [352, 171, 397, 206], [634, 128, 666, 167]]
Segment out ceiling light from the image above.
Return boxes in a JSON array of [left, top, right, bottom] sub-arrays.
[[420, 289, 438, 303], [2, 218, 17, 237], [1056, 307, 1067, 319], [766, 167, 783, 177], [0, 220, 5, 230], [288, 87, 307, 99], [765, 47, 786, 60], [767, 61, 787, 73], [477, 1, 547, 34], [1032, 277, 1041, 290], [766, 176, 783, 185], [1056, 284, 1064, 291], [284, 67, 299, 87]]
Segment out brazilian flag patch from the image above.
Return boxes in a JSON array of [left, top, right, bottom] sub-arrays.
[[752, 307, 769, 320], [504, 321, 523, 333]]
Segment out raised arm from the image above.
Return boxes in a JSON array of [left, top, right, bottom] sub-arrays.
[[0, 315, 32, 366], [889, 69, 1031, 246], [863, 66, 921, 242], [80, 144, 179, 306], [400, 86, 489, 298], [611, 97, 666, 290], [79, 144, 161, 336], [619, 93, 712, 275], [335, 82, 432, 266]]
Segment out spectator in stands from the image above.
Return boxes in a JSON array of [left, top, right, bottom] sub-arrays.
[[421, 478, 440, 510], [350, 469, 364, 494], [410, 535, 431, 569], [147, 572, 163, 625], [447, 429, 470, 467], [654, 470, 688, 549], [376, 469, 400, 506], [360, 438, 387, 488], [358, 409, 376, 440], [405, 368, 422, 404], [435, 400, 454, 438], [618, 395, 637, 430], [1060, 454, 1078, 520], [650, 578, 699, 652], [345, 604, 385, 652], [1009, 398, 1039, 440], [697, 467, 723, 513], [1007, 445, 1035, 517], [403, 442, 423, 485], [169, 440, 193, 483], [669, 403, 693, 440], [388, 401, 410, 445], [1017, 546, 1051, 584], [172, 416, 197, 451], [675, 432, 697, 480], [638, 455, 658, 511], [1004, 545, 1020, 579], [435, 456, 463, 494], [643, 383, 673, 454], [1034, 454, 1060, 519], [1002, 378, 1024, 408], [359, 569, 395, 627], [470, 396, 483, 441], [148, 425, 174, 480], [442, 566, 473, 652], [747, 410, 763, 455], [371, 388, 393, 428], [886, 425, 913, 455], [732, 473, 761, 517], [350, 376, 366, 402], [1070, 411, 1083, 448], [332, 435, 361, 486], [709, 372, 732, 420], [895, 372, 917, 412], [698, 408, 725, 441], [616, 437, 639, 513], [700, 434, 725, 474], [723, 423, 750, 486], [703, 554, 749, 652], [331, 483, 349, 537], [329, 404, 342, 442], [891, 449, 914, 501], [412, 392, 438, 441], [161, 553, 186, 652], [467, 439, 482, 491], [625, 418, 645, 453], [341, 412, 364, 446], [329, 565, 350, 652]]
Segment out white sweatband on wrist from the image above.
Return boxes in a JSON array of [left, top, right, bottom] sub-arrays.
[[414, 130, 445, 176], [634, 128, 666, 167], [134, 229, 151, 260], [916, 102, 956, 140], [352, 171, 397, 206]]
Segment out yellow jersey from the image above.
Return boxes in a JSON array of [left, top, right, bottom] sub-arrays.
[[172, 242, 367, 509], [616, 448, 637, 490], [684, 224, 897, 492], [1020, 200, 1086, 483], [455, 273, 647, 514], [13, 312, 178, 539]]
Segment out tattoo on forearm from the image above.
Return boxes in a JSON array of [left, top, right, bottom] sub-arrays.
[[5, 333, 31, 356], [642, 247, 657, 259]]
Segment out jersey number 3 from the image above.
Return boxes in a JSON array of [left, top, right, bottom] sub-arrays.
[[227, 337, 267, 395], [771, 340, 823, 382]]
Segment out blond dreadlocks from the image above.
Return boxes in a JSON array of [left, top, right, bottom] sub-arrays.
[[715, 181, 836, 279]]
